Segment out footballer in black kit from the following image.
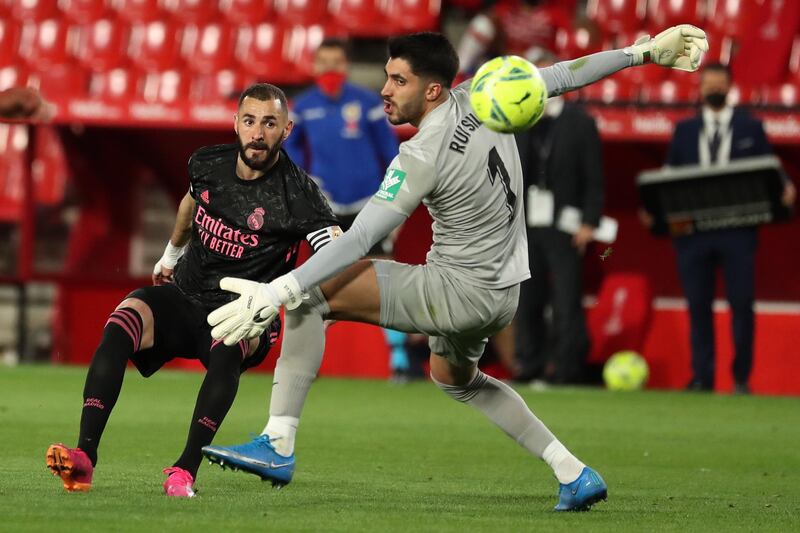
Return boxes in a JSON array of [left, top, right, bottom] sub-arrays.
[[174, 143, 339, 312], [46, 83, 340, 497], [133, 143, 339, 377]]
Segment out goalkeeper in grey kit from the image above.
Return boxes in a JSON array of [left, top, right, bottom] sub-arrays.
[[203, 27, 708, 510]]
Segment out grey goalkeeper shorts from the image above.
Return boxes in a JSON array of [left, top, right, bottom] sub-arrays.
[[372, 260, 519, 366]]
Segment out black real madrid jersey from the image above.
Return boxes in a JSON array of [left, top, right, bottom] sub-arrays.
[[173, 144, 339, 310]]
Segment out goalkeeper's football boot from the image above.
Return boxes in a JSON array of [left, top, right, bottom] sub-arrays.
[[162, 467, 196, 498], [202, 435, 294, 487], [554, 466, 607, 511], [46, 443, 93, 492]]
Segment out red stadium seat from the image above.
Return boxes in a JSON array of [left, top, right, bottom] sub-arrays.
[[0, 124, 66, 220], [0, 124, 27, 221], [580, 77, 639, 104], [617, 62, 666, 87], [701, 28, 734, 65], [788, 36, 800, 85], [75, 18, 130, 72], [730, 0, 800, 86], [235, 23, 284, 80], [219, 0, 272, 25], [28, 63, 90, 98], [586, 0, 646, 36], [89, 67, 140, 99], [18, 19, 76, 68], [554, 26, 604, 60], [31, 125, 68, 206], [114, 0, 163, 23], [183, 23, 236, 75], [190, 69, 241, 101], [128, 20, 182, 72], [610, 28, 649, 51], [384, 0, 440, 34], [727, 83, 760, 106], [163, 0, 219, 24], [280, 24, 326, 83], [0, 65, 28, 91], [586, 273, 653, 365], [273, 0, 329, 26], [640, 78, 699, 105], [9, 0, 59, 21], [646, 0, 704, 31], [140, 69, 188, 102], [761, 82, 800, 107], [706, 0, 755, 39], [0, 18, 22, 67], [329, 0, 388, 37], [237, 22, 325, 85], [60, 0, 111, 23]]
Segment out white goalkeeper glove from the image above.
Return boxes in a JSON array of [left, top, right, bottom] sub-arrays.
[[625, 24, 709, 72], [152, 241, 186, 285], [207, 273, 303, 346]]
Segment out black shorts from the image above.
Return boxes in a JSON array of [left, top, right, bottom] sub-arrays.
[[125, 283, 280, 377]]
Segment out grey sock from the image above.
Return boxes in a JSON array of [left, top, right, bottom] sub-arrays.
[[432, 370, 556, 458], [268, 297, 326, 420]]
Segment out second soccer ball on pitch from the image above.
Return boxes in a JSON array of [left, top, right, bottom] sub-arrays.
[[603, 351, 650, 392], [469, 55, 548, 134]]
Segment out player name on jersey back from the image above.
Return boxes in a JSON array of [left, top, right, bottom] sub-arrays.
[[448, 113, 483, 155]]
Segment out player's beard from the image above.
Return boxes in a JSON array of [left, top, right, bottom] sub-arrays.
[[385, 92, 425, 126], [238, 134, 284, 171]]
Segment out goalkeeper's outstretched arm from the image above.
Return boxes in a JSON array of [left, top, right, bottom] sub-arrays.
[[540, 24, 708, 97], [540, 50, 631, 97]]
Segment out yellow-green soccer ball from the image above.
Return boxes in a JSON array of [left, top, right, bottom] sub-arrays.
[[603, 351, 649, 392], [469, 55, 548, 133]]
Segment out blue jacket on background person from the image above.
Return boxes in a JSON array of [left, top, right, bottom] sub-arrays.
[[285, 82, 399, 215]]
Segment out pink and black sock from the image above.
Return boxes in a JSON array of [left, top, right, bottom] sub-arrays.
[[173, 340, 247, 478], [77, 307, 143, 466]]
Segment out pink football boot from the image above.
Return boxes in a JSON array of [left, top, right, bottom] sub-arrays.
[[163, 467, 196, 498], [46, 444, 93, 492]]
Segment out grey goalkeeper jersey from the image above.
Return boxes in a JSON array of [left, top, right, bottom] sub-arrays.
[[371, 81, 529, 288], [291, 48, 634, 293]]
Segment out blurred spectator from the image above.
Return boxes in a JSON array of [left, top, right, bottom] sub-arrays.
[[284, 37, 399, 251], [456, 0, 573, 77], [659, 63, 796, 394], [283, 37, 407, 378], [0, 87, 52, 121], [514, 88, 604, 384]]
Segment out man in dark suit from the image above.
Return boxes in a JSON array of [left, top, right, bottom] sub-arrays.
[[514, 95, 604, 384], [665, 63, 795, 393]]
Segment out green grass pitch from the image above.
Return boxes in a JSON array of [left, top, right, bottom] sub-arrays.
[[1, 365, 798, 532]]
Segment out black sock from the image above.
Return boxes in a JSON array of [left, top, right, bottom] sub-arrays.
[[173, 342, 243, 478], [77, 308, 142, 466]]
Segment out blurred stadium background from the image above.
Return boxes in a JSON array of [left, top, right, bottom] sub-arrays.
[[0, 0, 799, 395]]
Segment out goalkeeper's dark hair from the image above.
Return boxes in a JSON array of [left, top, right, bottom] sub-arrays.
[[387, 32, 459, 88], [701, 62, 732, 81], [238, 83, 289, 114]]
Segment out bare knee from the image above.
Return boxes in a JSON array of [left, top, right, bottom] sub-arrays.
[[320, 260, 382, 324], [429, 352, 476, 387], [116, 298, 154, 350]]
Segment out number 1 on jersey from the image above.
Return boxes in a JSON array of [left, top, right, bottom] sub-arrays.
[[486, 146, 517, 224]]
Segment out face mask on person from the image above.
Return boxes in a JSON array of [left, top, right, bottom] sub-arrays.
[[704, 91, 728, 109], [316, 71, 347, 97]]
